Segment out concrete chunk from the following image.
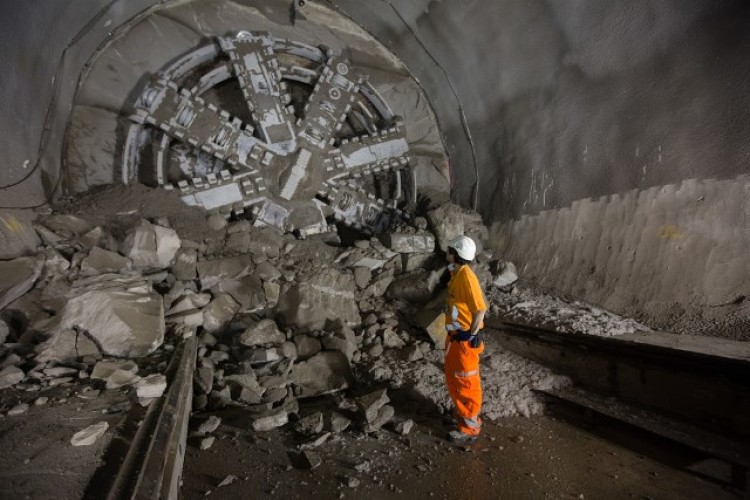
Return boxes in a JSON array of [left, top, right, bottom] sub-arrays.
[[490, 260, 519, 288], [0, 366, 24, 389], [213, 274, 265, 312], [120, 219, 159, 269], [290, 351, 353, 398], [136, 374, 167, 398], [325, 411, 351, 433], [276, 268, 359, 330], [43, 275, 164, 359], [196, 415, 221, 435], [71, 421, 108, 446], [252, 409, 288, 432], [153, 224, 180, 268], [289, 450, 321, 470], [202, 293, 240, 333], [387, 269, 441, 302], [197, 255, 253, 290], [80, 247, 131, 276], [91, 360, 138, 380], [362, 404, 395, 433], [172, 248, 197, 281], [239, 319, 286, 347], [355, 389, 390, 423]]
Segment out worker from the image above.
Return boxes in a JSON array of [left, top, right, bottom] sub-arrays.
[[443, 235, 487, 444]]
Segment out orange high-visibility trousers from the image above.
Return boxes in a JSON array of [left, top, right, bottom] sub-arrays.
[[444, 338, 484, 436]]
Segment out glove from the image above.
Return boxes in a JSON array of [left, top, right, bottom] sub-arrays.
[[469, 332, 483, 348]]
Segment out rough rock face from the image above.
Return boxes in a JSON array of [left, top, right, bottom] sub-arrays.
[[39, 275, 164, 360], [276, 268, 360, 330], [120, 219, 180, 269]]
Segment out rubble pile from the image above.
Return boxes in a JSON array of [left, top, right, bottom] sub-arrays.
[[487, 286, 650, 337], [1, 195, 624, 461]]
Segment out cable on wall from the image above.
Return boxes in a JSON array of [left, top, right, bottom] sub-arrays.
[[383, 0, 480, 211]]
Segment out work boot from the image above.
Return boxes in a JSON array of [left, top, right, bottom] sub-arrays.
[[447, 429, 478, 444], [441, 410, 458, 428]]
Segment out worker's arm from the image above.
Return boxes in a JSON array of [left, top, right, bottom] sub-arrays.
[[470, 309, 486, 335]]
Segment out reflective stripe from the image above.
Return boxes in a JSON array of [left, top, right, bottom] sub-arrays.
[[461, 416, 481, 429], [454, 369, 479, 378]]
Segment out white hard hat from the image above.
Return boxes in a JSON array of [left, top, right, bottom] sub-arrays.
[[448, 235, 477, 261]]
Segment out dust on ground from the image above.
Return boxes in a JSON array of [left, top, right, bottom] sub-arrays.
[[181, 409, 734, 500]]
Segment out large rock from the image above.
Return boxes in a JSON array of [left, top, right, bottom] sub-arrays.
[[171, 249, 197, 281], [214, 274, 265, 312], [290, 351, 353, 398], [293, 335, 321, 361], [120, 219, 159, 268], [401, 253, 437, 273], [80, 247, 132, 276], [35, 328, 101, 362], [490, 260, 519, 288], [196, 255, 253, 290], [251, 409, 289, 432], [276, 268, 359, 330], [0, 256, 44, 310], [119, 220, 179, 269], [239, 319, 286, 347], [41, 247, 71, 278], [355, 389, 389, 423], [0, 366, 24, 389], [0, 213, 40, 260], [202, 293, 240, 333], [40, 214, 91, 239], [387, 269, 441, 302], [39, 275, 164, 359], [153, 225, 181, 268], [427, 203, 488, 253], [321, 322, 356, 362], [363, 274, 393, 299], [247, 227, 284, 260]]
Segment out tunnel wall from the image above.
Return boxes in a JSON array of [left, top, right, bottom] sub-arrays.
[[0, 0, 160, 214], [1, 0, 748, 334], [333, 0, 750, 335]]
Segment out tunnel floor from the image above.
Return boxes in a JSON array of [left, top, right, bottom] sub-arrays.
[[181, 408, 735, 499]]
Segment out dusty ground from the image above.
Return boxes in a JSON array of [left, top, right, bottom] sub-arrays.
[[182, 408, 736, 499], [0, 384, 135, 499]]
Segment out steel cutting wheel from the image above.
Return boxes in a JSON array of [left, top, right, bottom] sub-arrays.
[[122, 31, 412, 235]]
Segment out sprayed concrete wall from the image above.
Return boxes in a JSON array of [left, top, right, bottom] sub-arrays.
[[335, 0, 750, 334], [491, 175, 750, 339]]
